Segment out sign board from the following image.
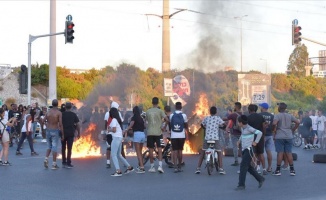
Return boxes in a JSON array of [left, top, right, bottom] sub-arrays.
[[238, 74, 271, 106], [163, 78, 173, 97], [169, 75, 191, 106]]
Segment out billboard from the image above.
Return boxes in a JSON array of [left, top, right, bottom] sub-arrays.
[[238, 74, 271, 106], [169, 75, 191, 106]]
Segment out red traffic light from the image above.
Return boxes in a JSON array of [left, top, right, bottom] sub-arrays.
[[294, 26, 301, 32], [67, 23, 74, 29]]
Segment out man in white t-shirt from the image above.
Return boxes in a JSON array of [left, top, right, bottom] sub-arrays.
[[309, 110, 318, 148], [316, 110, 326, 149], [169, 102, 188, 173]]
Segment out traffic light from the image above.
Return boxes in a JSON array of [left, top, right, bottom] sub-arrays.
[[19, 65, 27, 94], [292, 25, 302, 45], [65, 21, 74, 44]]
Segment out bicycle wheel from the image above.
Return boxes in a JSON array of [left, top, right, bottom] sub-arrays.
[[142, 150, 150, 165], [214, 152, 219, 171], [164, 146, 173, 166], [206, 155, 214, 175], [293, 135, 302, 147]]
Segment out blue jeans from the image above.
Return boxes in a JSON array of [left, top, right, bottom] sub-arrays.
[[238, 148, 264, 187], [231, 134, 240, 162], [46, 129, 59, 152], [16, 132, 35, 152], [61, 136, 74, 165], [111, 136, 130, 171]]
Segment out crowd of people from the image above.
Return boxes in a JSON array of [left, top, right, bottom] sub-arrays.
[[1, 97, 325, 190]]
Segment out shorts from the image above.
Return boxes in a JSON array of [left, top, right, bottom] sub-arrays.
[[253, 136, 265, 154], [1, 130, 10, 143], [147, 135, 163, 149], [171, 138, 185, 151], [106, 134, 113, 151], [133, 131, 146, 143], [202, 140, 222, 152], [317, 130, 325, 139], [275, 139, 292, 153], [264, 136, 274, 151], [46, 129, 60, 152]]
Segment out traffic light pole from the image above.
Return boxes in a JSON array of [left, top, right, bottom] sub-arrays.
[[27, 32, 64, 105], [301, 36, 326, 47]]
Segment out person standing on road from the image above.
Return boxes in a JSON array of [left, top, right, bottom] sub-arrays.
[[272, 103, 299, 176], [316, 110, 326, 150], [145, 97, 169, 173], [247, 104, 266, 175], [235, 115, 265, 191], [226, 102, 242, 166], [259, 103, 274, 173], [0, 108, 17, 165], [124, 106, 146, 173], [309, 110, 318, 148], [43, 99, 64, 170], [61, 102, 81, 168], [195, 106, 226, 175], [109, 107, 134, 177], [299, 111, 313, 150], [16, 107, 39, 156], [170, 102, 188, 173]]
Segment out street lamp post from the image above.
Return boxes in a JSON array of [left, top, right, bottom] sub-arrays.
[[234, 15, 248, 72], [260, 58, 268, 74]]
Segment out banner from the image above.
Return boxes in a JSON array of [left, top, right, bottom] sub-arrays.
[[163, 78, 173, 97], [170, 75, 191, 106]]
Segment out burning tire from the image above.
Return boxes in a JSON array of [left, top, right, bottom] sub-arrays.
[[313, 153, 326, 163]]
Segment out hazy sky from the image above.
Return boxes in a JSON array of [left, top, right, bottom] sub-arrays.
[[0, 0, 325, 73]]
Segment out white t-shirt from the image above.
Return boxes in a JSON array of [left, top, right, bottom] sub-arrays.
[[202, 115, 225, 140], [317, 115, 326, 131], [169, 111, 188, 139], [104, 112, 109, 121], [310, 115, 318, 131], [109, 118, 123, 138]]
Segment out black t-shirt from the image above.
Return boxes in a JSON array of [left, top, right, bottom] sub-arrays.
[[62, 111, 79, 137], [8, 110, 21, 121], [259, 112, 274, 136], [298, 116, 312, 138], [247, 113, 265, 139], [130, 116, 145, 132]]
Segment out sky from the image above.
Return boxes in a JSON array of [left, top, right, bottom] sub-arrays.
[[0, 0, 326, 74]]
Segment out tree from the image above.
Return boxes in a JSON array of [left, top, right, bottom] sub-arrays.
[[287, 44, 309, 77]]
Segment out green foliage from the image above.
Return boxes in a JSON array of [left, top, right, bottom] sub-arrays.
[[287, 44, 310, 77]]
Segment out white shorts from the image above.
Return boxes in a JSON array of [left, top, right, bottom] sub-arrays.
[[1, 130, 10, 143], [317, 131, 325, 139]]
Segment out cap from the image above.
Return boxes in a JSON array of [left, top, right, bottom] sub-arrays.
[[259, 103, 269, 109]]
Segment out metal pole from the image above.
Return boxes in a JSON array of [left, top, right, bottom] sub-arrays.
[[28, 35, 32, 106], [162, 0, 170, 72], [240, 20, 243, 72], [49, 0, 57, 104], [301, 36, 326, 47]]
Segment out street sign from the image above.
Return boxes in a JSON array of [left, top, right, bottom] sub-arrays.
[[292, 19, 298, 25], [66, 15, 73, 22]]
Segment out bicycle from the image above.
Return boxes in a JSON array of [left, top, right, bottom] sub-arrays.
[[293, 131, 302, 147], [9, 126, 20, 147], [142, 138, 173, 166], [205, 140, 219, 175]]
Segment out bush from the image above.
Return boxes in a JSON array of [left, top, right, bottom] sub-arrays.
[[5, 97, 16, 106], [31, 92, 37, 98]]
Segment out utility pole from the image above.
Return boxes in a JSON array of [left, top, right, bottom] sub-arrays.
[[234, 15, 248, 72], [49, 0, 57, 105]]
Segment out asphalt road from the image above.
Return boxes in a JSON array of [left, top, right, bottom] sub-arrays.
[[1, 138, 325, 200]]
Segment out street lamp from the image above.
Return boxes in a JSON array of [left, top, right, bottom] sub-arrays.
[[260, 58, 268, 74], [234, 15, 248, 72]]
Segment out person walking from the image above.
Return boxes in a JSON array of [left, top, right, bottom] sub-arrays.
[[43, 99, 64, 170], [0, 108, 17, 165], [61, 102, 81, 168], [235, 115, 265, 190], [109, 107, 134, 177], [316, 110, 326, 150], [272, 103, 299, 176], [124, 106, 146, 173], [145, 97, 169, 173], [15, 107, 39, 156]]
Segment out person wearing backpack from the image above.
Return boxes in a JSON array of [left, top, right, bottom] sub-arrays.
[[0, 108, 17, 165], [226, 102, 242, 166], [170, 102, 189, 173]]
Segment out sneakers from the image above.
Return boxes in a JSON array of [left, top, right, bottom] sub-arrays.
[[267, 168, 272, 173], [231, 161, 239, 166], [31, 152, 39, 156], [272, 170, 281, 176], [290, 169, 296, 176], [44, 159, 49, 169], [51, 164, 59, 170], [281, 165, 289, 171], [136, 167, 145, 174], [124, 166, 134, 174], [62, 163, 67, 168], [16, 151, 23, 155], [219, 168, 226, 175], [106, 163, 111, 168], [174, 167, 183, 173], [2, 161, 11, 166], [158, 166, 164, 173], [258, 177, 265, 188], [148, 166, 156, 173], [66, 164, 74, 169], [235, 186, 245, 191], [263, 169, 268, 175], [111, 171, 122, 177], [195, 168, 201, 174], [41, 139, 47, 143]]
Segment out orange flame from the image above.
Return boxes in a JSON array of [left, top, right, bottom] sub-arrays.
[[183, 140, 196, 154], [190, 93, 209, 134], [71, 123, 101, 158]]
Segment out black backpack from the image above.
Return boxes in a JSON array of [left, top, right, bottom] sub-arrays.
[[171, 112, 184, 132]]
